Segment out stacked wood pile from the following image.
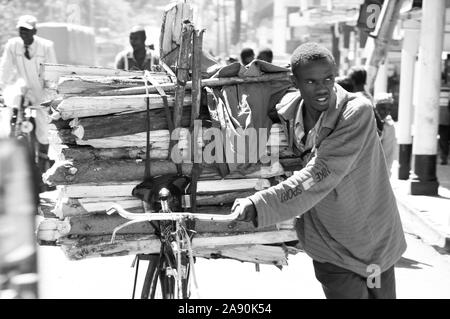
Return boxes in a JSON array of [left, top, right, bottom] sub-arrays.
[[37, 3, 302, 267]]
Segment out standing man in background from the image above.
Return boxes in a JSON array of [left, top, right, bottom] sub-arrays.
[[0, 15, 57, 185], [115, 26, 160, 72]]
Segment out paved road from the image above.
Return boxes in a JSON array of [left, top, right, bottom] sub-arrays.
[[37, 225, 450, 299]]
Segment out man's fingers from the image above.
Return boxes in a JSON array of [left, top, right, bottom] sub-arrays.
[[231, 199, 240, 211]]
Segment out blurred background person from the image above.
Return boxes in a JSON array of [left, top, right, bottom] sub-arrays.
[[336, 76, 354, 92], [115, 25, 160, 72], [240, 47, 255, 66], [375, 93, 396, 176], [0, 15, 57, 185], [256, 48, 273, 63]]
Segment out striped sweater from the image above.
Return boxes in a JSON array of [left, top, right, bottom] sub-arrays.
[[249, 85, 407, 277]]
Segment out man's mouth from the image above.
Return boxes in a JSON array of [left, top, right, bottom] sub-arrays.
[[315, 96, 329, 105]]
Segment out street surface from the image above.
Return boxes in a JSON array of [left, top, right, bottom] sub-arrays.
[[37, 208, 450, 299]]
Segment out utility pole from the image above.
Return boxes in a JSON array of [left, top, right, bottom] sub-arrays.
[[409, 0, 446, 195], [365, 0, 404, 93]]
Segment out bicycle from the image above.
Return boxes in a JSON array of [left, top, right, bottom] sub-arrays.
[[107, 187, 240, 299]]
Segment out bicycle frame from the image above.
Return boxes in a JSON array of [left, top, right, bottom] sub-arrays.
[[107, 194, 241, 299]]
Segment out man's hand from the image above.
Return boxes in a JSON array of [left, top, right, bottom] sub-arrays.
[[232, 198, 258, 228]]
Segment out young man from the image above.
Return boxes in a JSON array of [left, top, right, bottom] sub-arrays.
[[115, 26, 159, 71], [232, 43, 406, 299]]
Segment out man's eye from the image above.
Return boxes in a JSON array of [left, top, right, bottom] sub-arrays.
[[325, 77, 333, 82], [306, 80, 314, 84]]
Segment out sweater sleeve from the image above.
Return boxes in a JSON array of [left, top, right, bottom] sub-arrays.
[[249, 100, 376, 228]]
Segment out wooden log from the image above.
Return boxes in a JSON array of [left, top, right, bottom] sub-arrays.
[[41, 63, 143, 84], [69, 107, 191, 140], [57, 74, 174, 96], [57, 178, 271, 198], [56, 94, 192, 120], [98, 72, 292, 96], [43, 157, 288, 186], [195, 245, 289, 266], [57, 229, 298, 261], [37, 206, 286, 241], [47, 190, 257, 218]]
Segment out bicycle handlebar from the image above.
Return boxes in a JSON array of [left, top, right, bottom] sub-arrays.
[[107, 203, 241, 222]]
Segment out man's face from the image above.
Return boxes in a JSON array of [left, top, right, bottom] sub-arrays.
[[129, 32, 146, 51], [293, 58, 336, 114], [376, 103, 392, 119], [19, 27, 36, 46]]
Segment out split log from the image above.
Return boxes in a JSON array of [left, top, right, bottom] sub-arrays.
[[99, 72, 292, 96], [57, 178, 271, 198], [47, 190, 257, 218], [57, 74, 174, 96], [37, 207, 287, 241], [57, 229, 298, 261], [69, 107, 192, 140], [43, 158, 291, 186], [56, 94, 192, 120], [41, 63, 143, 84]]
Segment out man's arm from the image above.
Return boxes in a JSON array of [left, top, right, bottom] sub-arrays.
[[242, 101, 377, 228], [115, 52, 125, 70], [0, 41, 15, 88]]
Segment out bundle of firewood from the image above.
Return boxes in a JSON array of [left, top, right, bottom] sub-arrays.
[[37, 3, 301, 267], [36, 62, 303, 266]]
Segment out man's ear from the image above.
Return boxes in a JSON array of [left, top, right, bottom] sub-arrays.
[[290, 74, 299, 89]]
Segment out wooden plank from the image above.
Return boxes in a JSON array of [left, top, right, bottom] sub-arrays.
[[56, 94, 192, 120], [57, 74, 174, 96], [57, 230, 298, 260], [41, 63, 143, 83], [59, 178, 270, 198]]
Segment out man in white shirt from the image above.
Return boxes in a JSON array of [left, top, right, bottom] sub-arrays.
[[0, 15, 57, 178]]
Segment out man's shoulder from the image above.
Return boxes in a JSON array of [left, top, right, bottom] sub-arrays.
[[344, 92, 374, 116], [115, 49, 131, 60], [34, 36, 55, 48], [5, 37, 22, 47]]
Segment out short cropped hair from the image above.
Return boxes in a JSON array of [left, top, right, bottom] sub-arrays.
[[290, 42, 336, 74], [257, 48, 273, 63], [240, 48, 255, 64], [348, 66, 367, 86]]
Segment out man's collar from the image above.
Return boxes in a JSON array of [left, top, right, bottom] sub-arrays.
[[276, 84, 349, 127]]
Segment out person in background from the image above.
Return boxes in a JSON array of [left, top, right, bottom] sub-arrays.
[[336, 76, 354, 92], [232, 42, 406, 299], [0, 15, 57, 184], [375, 93, 396, 175], [348, 66, 384, 136], [240, 47, 255, 66], [257, 48, 273, 64], [225, 55, 238, 65], [115, 26, 160, 72]]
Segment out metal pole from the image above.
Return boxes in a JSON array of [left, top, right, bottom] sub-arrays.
[[410, 0, 446, 195]]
